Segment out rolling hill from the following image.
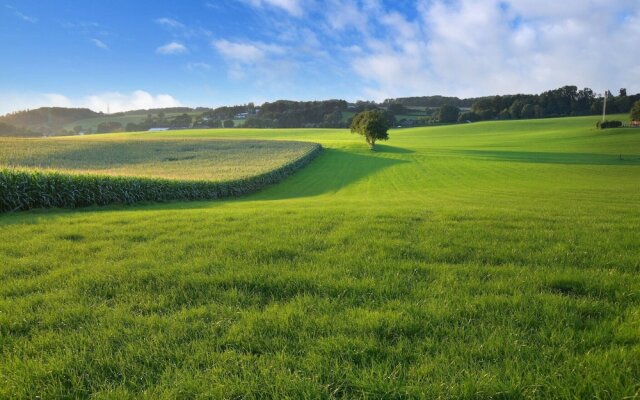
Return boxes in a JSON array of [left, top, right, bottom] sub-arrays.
[[0, 116, 639, 397]]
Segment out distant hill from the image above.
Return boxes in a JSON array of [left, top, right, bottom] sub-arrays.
[[383, 95, 477, 108], [0, 121, 38, 137], [0, 107, 215, 135], [118, 107, 206, 116], [1, 85, 637, 135], [0, 107, 101, 134]]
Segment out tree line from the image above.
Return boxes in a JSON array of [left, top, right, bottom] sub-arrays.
[[405, 86, 640, 124], [2, 85, 639, 135]]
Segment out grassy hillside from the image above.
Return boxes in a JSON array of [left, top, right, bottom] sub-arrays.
[[1, 116, 639, 398], [0, 122, 37, 137], [0, 108, 100, 134]]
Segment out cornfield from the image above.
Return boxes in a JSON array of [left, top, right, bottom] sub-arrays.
[[0, 144, 321, 212]]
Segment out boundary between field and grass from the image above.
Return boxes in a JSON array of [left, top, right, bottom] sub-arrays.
[[0, 143, 322, 212]]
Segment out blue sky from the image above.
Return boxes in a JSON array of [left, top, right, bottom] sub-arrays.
[[1, 0, 639, 114]]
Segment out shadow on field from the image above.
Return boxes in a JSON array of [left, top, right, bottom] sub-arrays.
[[0, 147, 409, 218], [250, 148, 409, 200], [458, 150, 640, 165], [374, 144, 415, 154]]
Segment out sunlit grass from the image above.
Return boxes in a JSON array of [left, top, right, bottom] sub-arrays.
[[1, 115, 639, 398]]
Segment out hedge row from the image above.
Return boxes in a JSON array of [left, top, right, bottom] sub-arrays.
[[0, 144, 322, 212], [596, 120, 623, 129]]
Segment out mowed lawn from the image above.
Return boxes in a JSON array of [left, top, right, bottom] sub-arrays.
[[1, 116, 639, 398]]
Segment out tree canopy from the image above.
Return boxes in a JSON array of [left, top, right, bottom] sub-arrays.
[[349, 110, 390, 150], [631, 100, 640, 121], [437, 104, 460, 123]]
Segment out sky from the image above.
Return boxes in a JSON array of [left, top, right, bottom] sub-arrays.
[[1, 0, 639, 114]]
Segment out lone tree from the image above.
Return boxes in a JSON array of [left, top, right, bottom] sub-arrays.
[[349, 110, 389, 150], [631, 100, 640, 121]]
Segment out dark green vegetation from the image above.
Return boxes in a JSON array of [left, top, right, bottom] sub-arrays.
[[0, 121, 34, 137], [387, 86, 640, 123], [4, 86, 639, 136], [1, 116, 639, 398], [597, 120, 623, 129], [631, 100, 640, 121], [0, 107, 100, 135], [436, 104, 460, 123], [0, 138, 321, 211], [349, 110, 390, 150]]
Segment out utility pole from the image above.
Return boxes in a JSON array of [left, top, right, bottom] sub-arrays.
[[602, 90, 608, 122]]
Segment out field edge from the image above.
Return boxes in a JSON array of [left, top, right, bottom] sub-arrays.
[[0, 143, 323, 212]]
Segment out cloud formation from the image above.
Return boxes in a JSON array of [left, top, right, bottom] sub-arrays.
[[155, 17, 184, 28], [90, 38, 109, 50], [226, 0, 640, 100], [2, 0, 638, 114], [213, 40, 285, 63], [341, 0, 640, 99], [0, 91, 183, 115], [242, 0, 306, 17], [5, 5, 38, 23], [84, 91, 183, 112], [156, 42, 188, 55], [212, 39, 292, 81]]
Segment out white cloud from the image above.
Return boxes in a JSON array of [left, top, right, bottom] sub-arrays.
[[42, 93, 73, 108], [212, 39, 297, 87], [340, 0, 640, 99], [241, 0, 306, 17], [187, 62, 212, 71], [213, 39, 284, 63], [90, 38, 109, 50], [322, 0, 368, 33], [214, 40, 265, 63], [155, 17, 184, 28], [154, 17, 211, 38], [5, 5, 38, 23], [0, 91, 183, 115], [156, 42, 188, 55], [0, 93, 73, 115], [84, 91, 182, 113]]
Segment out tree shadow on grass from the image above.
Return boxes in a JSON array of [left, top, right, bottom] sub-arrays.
[[248, 148, 409, 201], [373, 144, 415, 154], [0, 147, 409, 219], [457, 150, 640, 166]]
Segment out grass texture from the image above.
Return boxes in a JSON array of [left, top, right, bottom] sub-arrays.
[[0, 115, 639, 398]]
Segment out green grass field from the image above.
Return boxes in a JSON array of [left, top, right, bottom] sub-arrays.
[[1, 116, 639, 398]]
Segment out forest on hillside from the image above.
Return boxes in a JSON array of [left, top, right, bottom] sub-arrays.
[[1, 85, 638, 135]]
